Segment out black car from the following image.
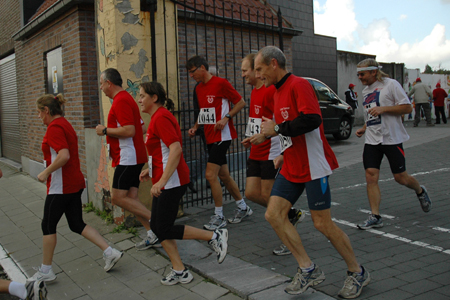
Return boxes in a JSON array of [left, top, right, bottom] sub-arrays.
[[305, 77, 355, 140]]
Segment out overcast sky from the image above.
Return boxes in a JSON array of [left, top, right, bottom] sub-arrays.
[[313, 0, 450, 72]]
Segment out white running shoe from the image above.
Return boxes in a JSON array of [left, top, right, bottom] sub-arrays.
[[25, 279, 48, 300], [204, 214, 227, 231], [135, 233, 161, 250], [28, 267, 56, 282], [161, 268, 194, 285], [273, 244, 291, 256], [208, 229, 228, 264], [228, 206, 253, 224], [103, 248, 123, 272]]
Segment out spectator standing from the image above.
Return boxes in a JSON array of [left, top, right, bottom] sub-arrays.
[[432, 83, 448, 124], [345, 83, 358, 110], [408, 78, 433, 126]]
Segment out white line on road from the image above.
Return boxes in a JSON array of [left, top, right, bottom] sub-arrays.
[[0, 244, 27, 283], [332, 167, 450, 192], [332, 218, 450, 255], [432, 227, 450, 233], [358, 209, 396, 220]]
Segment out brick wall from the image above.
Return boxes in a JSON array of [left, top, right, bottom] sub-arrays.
[[267, 0, 338, 91], [16, 6, 99, 176], [0, 0, 21, 57]]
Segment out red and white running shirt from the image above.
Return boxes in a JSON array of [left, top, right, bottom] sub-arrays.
[[145, 107, 190, 189], [248, 85, 281, 161], [107, 90, 147, 167], [195, 76, 242, 144], [42, 117, 85, 195], [274, 75, 338, 183]]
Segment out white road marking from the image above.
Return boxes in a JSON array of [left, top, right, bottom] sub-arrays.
[[332, 167, 450, 191], [332, 218, 450, 255], [432, 227, 450, 233], [0, 244, 27, 283], [358, 209, 396, 220]]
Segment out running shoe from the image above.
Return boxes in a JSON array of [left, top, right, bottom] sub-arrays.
[[135, 233, 161, 250], [285, 265, 326, 295], [208, 229, 228, 263], [103, 248, 123, 272], [161, 268, 194, 285], [273, 244, 291, 256], [203, 214, 227, 231], [417, 185, 432, 212], [338, 266, 371, 299], [25, 279, 48, 300], [289, 208, 305, 227], [28, 267, 56, 282], [228, 206, 253, 224], [357, 214, 383, 230]]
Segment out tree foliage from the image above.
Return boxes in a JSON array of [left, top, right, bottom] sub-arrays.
[[423, 64, 450, 74]]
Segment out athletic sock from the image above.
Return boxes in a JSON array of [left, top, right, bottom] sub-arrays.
[[173, 269, 184, 275], [147, 229, 156, 238], [301, 262, 315, 273], [214, 207, 224, 218], [236, 199, 247, 210], [210, 232, 218, 241], [373, 214, 381, 220], [103, 246, 113, 257], [40, 264, 52, 274], [8, 281, 27, 299]]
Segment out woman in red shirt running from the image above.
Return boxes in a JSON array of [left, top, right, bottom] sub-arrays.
[[138, 82, 228, 285], [29, 94, 122, 283]]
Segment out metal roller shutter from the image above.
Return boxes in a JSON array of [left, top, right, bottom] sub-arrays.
[[0, 54, 21, 162]]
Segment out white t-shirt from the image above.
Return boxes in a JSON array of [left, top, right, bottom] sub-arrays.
[[362, 78, 410, 145]]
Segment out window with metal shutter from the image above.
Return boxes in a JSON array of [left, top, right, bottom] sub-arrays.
[[0, 54, 21, 162]]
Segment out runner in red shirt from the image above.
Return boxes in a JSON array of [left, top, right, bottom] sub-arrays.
[[256, 46, 369, 299], [186, 56, 250, 230], [240, 53, 304, 256], [138, 82, 228, 286], [30, 94, 122, 283], [96, 68, 159, 250]]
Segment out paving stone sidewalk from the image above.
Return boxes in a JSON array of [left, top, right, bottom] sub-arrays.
[[0, 164, 243, 300], [1, 121, 450, 300]]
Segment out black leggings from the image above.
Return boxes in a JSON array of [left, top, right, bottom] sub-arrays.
[[150, 185, 188, 242], [41, 189, 86, 235]]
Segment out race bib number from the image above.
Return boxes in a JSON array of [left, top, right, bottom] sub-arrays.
[[279, 134, 293, 152], [197, 108, 216, 124], [148, 156, 152, 178], [364, 102, 381, 126], [245, 117, 262, 137]]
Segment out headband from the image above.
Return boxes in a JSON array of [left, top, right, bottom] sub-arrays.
[[357, 66, 382, 72]]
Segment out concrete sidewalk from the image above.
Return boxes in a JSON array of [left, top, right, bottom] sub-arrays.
[[0, 162, 332, 300], [1, 120, 450, 299]]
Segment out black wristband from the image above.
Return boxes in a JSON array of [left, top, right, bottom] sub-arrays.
[[103, 127, 107, 136]]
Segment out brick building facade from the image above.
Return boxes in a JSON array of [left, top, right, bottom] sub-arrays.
[[13, 4, 99, 176]]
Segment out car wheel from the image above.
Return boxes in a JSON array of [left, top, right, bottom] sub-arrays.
[[332, 117, 352, 140]]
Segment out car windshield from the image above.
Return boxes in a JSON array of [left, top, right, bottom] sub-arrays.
[[310, 80, 337, 101]]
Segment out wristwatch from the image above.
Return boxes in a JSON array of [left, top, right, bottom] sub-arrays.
[[225, 113, 232, 119], [103, 127, 107, 136], [274, 124, 280, 134]]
